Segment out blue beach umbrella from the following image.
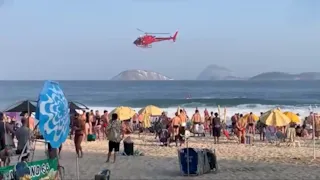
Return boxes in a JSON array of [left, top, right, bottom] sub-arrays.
[[35, 81, 70, 148]]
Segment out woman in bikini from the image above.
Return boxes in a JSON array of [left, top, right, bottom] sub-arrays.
[[236, 114, 247, 144], [73, 114, 85, 158]]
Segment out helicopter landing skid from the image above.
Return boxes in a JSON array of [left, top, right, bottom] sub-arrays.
[[137, 45, 152, 48], [143, 45, 152, 48]]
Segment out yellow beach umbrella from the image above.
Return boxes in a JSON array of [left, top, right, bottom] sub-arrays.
[[109, 106, 136, 121], [138, 105, 162, 116], [283, 111, 300, 123], [142, 114, 151, 128], [243, 113, 259, 121], [260, 108, 291, 126]]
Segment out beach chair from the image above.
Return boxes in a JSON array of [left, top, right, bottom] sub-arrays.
[[275, 131, 286, 146], [265, 131, 277, 144]]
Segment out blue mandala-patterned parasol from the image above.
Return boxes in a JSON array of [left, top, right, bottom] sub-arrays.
[[36, 81, 70, 148]]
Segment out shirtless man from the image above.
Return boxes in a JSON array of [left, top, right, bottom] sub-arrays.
[[192, 110, 203, 136], [231, 113, 239, 134], [171, 112, 181, 146], [100, 110, 108, 139], [179, 109, 187, 127], [247, 112, 255, 135]]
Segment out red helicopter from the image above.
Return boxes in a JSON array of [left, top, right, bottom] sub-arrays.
[[133, 28, 178, 48]]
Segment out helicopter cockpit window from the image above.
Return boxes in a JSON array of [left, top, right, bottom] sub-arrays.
[[135, 38, 142, 44]]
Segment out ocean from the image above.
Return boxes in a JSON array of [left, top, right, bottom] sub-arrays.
[[1, 80, 320, 119]]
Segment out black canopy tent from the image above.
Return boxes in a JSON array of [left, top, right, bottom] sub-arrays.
[[4, 100, 37, 115], [69, 101, 89, 114], [3, 100, 88, 115]]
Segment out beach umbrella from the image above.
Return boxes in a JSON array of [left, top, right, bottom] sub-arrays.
[[138, 105, 162, 116], [109, 106, 136, 121], [283, 111, 301, 123], [36, 81, 70, 148], [243, 113, 259, 121], [142, 114, 151, 128], [260, 108, 291, 127], [69, 101, 89, 114]]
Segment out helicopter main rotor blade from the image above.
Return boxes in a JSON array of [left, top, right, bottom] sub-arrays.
[[145, 32, 170, 35], [137, 28, 145, 33]]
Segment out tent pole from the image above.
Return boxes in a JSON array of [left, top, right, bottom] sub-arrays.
[[76, 157, 80, 180], [28, 101, 30, 116]]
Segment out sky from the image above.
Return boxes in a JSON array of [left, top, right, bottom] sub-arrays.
[[0, 0, 319, 80]]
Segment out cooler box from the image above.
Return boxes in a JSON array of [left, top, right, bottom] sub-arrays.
[[87, 134, 96, 141], [178, 148, 211, 176], [123, 142, 134, 156]]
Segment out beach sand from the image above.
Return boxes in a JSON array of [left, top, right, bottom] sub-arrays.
[[30, 134, 320, 180]]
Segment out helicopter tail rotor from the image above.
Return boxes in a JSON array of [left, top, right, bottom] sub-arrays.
[[172, 31, 178, 42]]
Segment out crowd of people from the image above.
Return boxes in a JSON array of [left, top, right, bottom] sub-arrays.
[[0, 112, 33, 166], [1, 106, 320, 166]]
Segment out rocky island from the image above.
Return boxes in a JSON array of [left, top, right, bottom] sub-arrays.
[[111, 70, 173, 81], [250, 72, 320, 80], [197, 64, 242, 80]]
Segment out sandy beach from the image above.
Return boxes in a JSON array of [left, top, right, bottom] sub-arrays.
[[28, 134, 320, 180]]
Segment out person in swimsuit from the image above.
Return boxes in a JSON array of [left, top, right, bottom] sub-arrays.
[[247, 112, 255, 135], [191, 110, 202, 134], [236, 114, 247, 144], [94, 110, 102, 140], [171, 112, 181, 146], [231, 113, 238, 134], [178, 110, 187, 146], [73, 113, 85, 158]]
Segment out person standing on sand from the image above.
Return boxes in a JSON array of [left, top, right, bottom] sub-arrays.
[[258, 112, 266, 141], [171, 112, 181, 146], [191, 110, 201, 134], [212, 112, 221, 144], [179, 109, 187, 127], [72, 113, 85, 158], [94, 110, 102, 140], [247, 112, 255, 135], [178, 109, 187, 146], [236, 114, 247, 144], [106, 113, 123, 163], [101, 110, 109, 139], [231, 113, 238, 134]]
